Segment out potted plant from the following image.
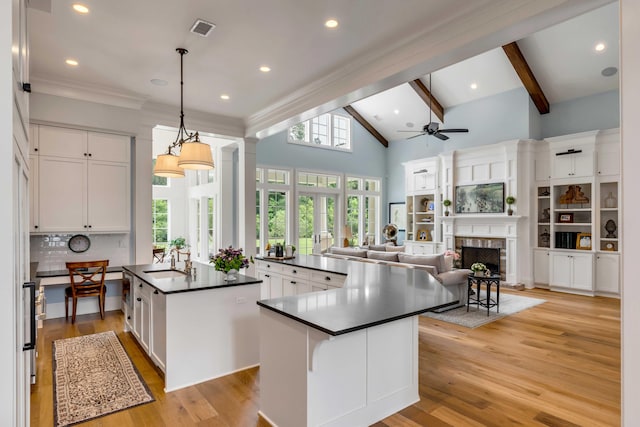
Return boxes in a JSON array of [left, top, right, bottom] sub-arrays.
[[505, 196, 516, 216], [470, 262, 487, 277], [170, 236, 188, 250], [210, 246, 253, 281], [443, 199, 452, 216]]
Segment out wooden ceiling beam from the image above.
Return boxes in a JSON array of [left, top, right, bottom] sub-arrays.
[[408, 79, 444, 122], [344, 105, 388, 148], [502, 41, 550, 114]]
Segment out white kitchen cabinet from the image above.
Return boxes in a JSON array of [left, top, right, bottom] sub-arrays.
[[29, 155, 38, 232], [595, 253, 619, 295], [29, 124, 38, 155], [552, 150, 594, 179], [413, 169, 437, 192], [139, 283, 152, 353], [549, 251, 593, 292], [31, 124, 131, 232], [281, 265, 311, 296], [38, 156, 87, 232], [533, 249, 549, 285], [150, 288, 167, 372], [255, 259, 345, 298]]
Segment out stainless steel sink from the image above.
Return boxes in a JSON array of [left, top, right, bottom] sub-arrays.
[[144, 270, 187, 279]]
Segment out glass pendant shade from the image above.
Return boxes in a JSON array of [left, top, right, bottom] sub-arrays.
[[153, 153, 185, 177], [177, 142, 214, 170]]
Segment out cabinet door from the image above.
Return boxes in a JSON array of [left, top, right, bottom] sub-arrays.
[[38, 156, 87, 232], [597, 147, 620, 176], [552, 155, 574, 179], [596, 254, 619, 294], [533, 250, 549, 285], [29, 124, 38, 155], [534, 152, 550, 181], [269, 273, 284, 298], [311, 282, 329, 292], [87, 160, 130, 231], [256, 270, 271, 299], [133, 284, 142, 340], [413, 171, 436, 191], [29, 155, 38, 231], [140, 294, 151, 353], [571, 152, 594, 178], [88, 132, 130, 163], [571, 253, 593, 291], [550, 253, 572, 287], [150, 290, 166, 371], [38, 126, 87, 159], [282, 278, 297, 296]]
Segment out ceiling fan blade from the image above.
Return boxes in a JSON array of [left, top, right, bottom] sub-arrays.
[[396, 130, 423, 133], [407, 133, 426, 140], [434, 132, 449, 141], [439, 128, 469, 133]]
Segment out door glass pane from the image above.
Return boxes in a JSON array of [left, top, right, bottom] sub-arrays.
[[208, 197, 214, 257], [365, 196, 378, 245], [298, 195, 314, 255], [268, 191, 287, 247], [347, 195, 359, 246], [319, 195, 335, 252], [256, 190, 261, 254]]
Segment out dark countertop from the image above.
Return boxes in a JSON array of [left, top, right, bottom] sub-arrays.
[[37, 266, 123, 278], [256, 255, 349, 276], [123, 262, 262, 294], [257, 255, 458, 336]]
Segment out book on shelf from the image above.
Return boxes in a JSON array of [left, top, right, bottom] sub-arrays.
[[554, 231, 579, 249]]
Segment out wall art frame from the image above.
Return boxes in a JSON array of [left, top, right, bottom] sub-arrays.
[[455, 182, 505, 214]]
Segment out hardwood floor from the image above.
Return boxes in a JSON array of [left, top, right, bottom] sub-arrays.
[[31, 288, 620, 426]]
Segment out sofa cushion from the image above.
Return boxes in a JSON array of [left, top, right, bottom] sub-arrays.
[[397, 253, 445, 274], [329, 247, 368, 258], [367, 244, 388, 251], [385, 245, 405, 253], [438, 269, 472, 286], [367, 250, 399, 262]]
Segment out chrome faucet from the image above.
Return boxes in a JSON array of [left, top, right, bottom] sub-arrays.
[[170, 247, 192, 275]]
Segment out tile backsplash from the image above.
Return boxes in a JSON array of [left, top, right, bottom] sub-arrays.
[[30, 233, 132, 271]]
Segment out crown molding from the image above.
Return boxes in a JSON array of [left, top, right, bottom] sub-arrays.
[[30, 76, 148, 110]]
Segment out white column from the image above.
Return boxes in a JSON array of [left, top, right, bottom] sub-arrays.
[[622, 0, 640, 424], [135, 126, 153, 264], [239, 138, 257, 276], [218, 145, 235, 249]]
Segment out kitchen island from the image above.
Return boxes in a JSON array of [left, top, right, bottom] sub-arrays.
[[257, 256, 457, 427], [123, 262, 261, 392]]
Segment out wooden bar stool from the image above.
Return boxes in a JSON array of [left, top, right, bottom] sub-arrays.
[[65, 260, 109, 323]]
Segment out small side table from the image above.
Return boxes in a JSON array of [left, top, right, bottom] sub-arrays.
[[467, 274, 501, 316]]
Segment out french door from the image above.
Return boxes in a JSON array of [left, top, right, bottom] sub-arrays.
[[297, 193, 336, 255]]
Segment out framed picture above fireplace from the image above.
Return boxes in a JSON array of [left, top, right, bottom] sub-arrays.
[[455, 183, 505, 214]]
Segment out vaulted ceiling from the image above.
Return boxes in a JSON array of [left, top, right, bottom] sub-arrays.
[[27, 0, 618, 140]]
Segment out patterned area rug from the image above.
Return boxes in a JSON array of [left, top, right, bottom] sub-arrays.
[[424, 292, 546, 328], [53, 331, 154, 426]]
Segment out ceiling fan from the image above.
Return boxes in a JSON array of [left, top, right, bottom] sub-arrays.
[[398, 74, 469, 141]]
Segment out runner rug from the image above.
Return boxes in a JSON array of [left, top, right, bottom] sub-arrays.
[[53, 331, 154, 426]]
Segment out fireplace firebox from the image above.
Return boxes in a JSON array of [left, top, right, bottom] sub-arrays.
[[461, 246, 500, 276]]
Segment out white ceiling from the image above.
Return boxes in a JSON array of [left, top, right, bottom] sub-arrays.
[[351, 2, 619, 142], [28, 1, 619, 140]]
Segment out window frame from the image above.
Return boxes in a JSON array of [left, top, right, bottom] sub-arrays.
[[287, 112, 352, 152]]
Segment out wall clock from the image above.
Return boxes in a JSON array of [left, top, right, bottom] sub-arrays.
[[68, 234, 91, 253]]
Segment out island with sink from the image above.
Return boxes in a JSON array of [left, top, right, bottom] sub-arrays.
[[122, 261, 262, 392]]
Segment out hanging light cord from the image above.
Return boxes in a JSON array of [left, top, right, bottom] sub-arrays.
[[166, 48, 200, 155]]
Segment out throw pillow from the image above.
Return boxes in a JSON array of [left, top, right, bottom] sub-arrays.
[[385, 245, 405, 252], [443, 255, 454, 272], [329, 247, 368, 258], [368, 244, 388, 251], [367, 250, 399, 262], [397, 253, 446, 274]]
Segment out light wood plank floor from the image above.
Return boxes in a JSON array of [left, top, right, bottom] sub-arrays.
[[31, 288, 620, 426]]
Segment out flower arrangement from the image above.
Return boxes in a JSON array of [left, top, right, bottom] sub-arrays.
[[470, 262, 487, 272], [210, 246, 252, 273], [444, 250, 460, 260]]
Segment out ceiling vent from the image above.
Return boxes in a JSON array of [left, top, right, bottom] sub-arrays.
[[190, 19, 216, 37]]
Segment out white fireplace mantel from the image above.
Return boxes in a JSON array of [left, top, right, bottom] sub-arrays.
[[442, 215, 528, 284]]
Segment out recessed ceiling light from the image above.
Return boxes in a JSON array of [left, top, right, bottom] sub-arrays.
[[470, 82, 478, 90], [259, 66, 271, 73], [325, 19, 339, 29], [595, 42, 606, 52], [72, 4, 89, 14], [394, 109, 400, 115], [601, 66, 618, 77], [220, 94, 230, 100], [406, 122, 414, 128], [65, 59, 79, 66], [150, 79, 168, 86]]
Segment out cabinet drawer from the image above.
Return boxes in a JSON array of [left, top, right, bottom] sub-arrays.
[[281, 265, 311, 280], [135, 278, 153, 298], [309, 270, 346, 287], [255, 260, 283, 273]]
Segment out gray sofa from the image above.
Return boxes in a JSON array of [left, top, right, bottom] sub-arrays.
[[324, 246, 471, 307]]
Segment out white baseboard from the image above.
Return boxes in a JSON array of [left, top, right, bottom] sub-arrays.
[[45, 296, 122, 319]]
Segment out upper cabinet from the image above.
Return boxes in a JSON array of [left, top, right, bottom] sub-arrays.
[[596, 130, 620, 177], [405, 160, 438, 194], [12, 0, 29, 132], [546, 131, 598, 180], [30, 124, 131, 233]]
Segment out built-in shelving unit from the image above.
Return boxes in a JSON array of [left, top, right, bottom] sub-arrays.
[[536, 186, 551, 248], [599, 181, 619, 252], [552, 182, 592, 250]]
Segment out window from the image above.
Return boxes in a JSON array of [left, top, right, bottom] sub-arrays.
[[256, 167, 292, 254], [207, 197, 214, 256], [152, 199, 169, 248], [194, 199, 201, 259], [288, 113, 351, 150], [346, 176, 381, 246]]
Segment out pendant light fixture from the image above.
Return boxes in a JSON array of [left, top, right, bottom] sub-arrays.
[[153, 48, 214, 178]]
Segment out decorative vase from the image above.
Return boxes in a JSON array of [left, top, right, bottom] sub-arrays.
[[605, 219, 617, 238], [604, 192, 617, 208], [507, 208, 513, 216], [444, 211, 450, 216], [225, 269, 238, 281], [474, 271, 484, 277]]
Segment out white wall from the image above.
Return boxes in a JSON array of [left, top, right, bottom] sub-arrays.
[[621, 0, 639, 424]]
